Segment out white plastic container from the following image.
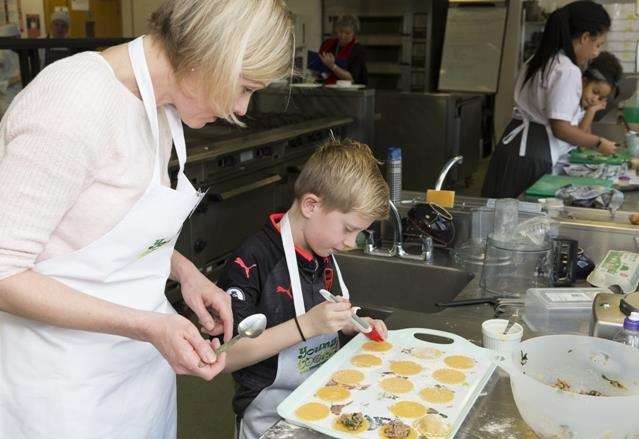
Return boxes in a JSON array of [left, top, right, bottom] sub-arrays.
[[522, 288, 603, 335], [496, 335, 639, 438], [482, 319, 523, 352]]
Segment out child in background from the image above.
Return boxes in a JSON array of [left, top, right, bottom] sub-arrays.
[[217, 138, 390, 439], [577, 51, 623, 134]]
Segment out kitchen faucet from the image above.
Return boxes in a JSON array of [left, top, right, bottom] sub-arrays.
[[364, 199, 433, 262], [435, 155, 464, 191]]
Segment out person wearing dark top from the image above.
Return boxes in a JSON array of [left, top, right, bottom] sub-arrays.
[[318, 15, 368, 85], [218, 139, 389, 439]]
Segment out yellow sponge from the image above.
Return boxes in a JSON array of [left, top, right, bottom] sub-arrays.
[[426, 189, 455, 208]]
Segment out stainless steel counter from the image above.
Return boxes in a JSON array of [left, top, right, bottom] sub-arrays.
[[261, 275, 540, 438]]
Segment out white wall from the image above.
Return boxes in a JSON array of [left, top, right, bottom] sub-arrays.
[[120, 0, 161, 36], [287, 0, 322, 52]]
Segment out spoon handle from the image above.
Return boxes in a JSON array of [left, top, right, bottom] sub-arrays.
[[503, 319, 515, 335], [214, 335, 242, 355], [197, 334, 242, 368]]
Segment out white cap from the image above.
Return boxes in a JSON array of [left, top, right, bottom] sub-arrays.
[[51, 10, 70, 26], [0, 24, 20, 37], [629, 312, 639, 322]]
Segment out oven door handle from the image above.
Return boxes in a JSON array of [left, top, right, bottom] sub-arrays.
[[209, 174, 283, 202]]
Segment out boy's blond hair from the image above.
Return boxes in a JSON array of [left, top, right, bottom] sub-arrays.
[[294, 139, 389, 220], [149, 0, 293, 125]]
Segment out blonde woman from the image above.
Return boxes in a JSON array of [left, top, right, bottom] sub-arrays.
[[0, 1, 293, 438]]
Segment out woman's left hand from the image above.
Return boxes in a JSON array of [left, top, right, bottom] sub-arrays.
[[180, 270, 233, 342], [342, 316, 388, 340], [319, 52, 336, 70], [588, 99, 607, 113]]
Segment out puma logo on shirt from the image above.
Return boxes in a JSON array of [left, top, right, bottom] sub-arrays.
[[275, 285, 292, 300], [234, 257, 257, 279]]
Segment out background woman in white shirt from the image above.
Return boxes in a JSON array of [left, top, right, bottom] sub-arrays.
[[482, 0, 617, 199]]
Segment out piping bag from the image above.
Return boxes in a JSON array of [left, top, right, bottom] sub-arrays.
[[319, 289, 385, 342]]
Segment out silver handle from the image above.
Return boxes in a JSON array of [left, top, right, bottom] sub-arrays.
[[210, 174, 283, 201]]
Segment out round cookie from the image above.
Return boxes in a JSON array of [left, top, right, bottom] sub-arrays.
[[411, 347, 442, 360], [362, 341, 393, 352], [316, 385, 351, 403], [432, 368, 466, 385], [389, 401, 427, 419], [332, 369, 365, 386], [419, 386, 455, 405], [351, 354, 383, 368], [443, 355, 475, 370], [379, 376, 414, 394], [390, 360, 423, 376], [295, 402, 330, 421], [413, 415, 452, 437], [332, 416, 370, 434]]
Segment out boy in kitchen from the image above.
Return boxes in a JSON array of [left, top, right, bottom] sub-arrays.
[[216, 138, 390, 439]]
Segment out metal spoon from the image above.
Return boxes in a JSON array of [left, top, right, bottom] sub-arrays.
[[503, 318, 516, 335], [198, 313, 267, 368]]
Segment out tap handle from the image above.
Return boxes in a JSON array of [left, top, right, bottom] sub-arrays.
[[365, 229, 375, 245], [420, 234, 433, 252]]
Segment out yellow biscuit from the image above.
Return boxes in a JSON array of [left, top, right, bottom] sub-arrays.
[[379, 376, 414, 394], [389, 401, 427, 419], [316, 385, 351, 402], [419, 386, 455, 404], [362, 341, 393, 352], [351, 354, 383, 367], [332, 369, 365, 386], [443, 355, 475, 370], [379, 425, 418, 439], [295, 402, 330, 421], [332, 416, 370, 434], [411, 347, 442, 360], [432, 368, 466, 385], [413, 415, 452, 438], [390, 360, 423, 376]]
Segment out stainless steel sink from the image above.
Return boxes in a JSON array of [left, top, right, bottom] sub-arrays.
[[334, 251, 474, 316]]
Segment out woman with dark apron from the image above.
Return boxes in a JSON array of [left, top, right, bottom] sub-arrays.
[[482, 1, 617, 199]]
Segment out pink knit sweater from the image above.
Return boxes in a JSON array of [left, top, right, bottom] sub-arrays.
[[0, 52, 172, 280]]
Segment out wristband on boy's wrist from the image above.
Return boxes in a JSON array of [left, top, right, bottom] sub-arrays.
[[294, 315, 307, 342]]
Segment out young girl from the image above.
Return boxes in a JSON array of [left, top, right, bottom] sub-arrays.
[[482, 0, 617, 199], [577, 51, 623, 135]]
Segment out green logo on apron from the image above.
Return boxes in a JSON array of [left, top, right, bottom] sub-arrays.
[[138, 238, 172, 259], [297, 338, 339, 374]]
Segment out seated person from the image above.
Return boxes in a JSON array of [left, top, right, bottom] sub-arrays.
[[218, 138, 389, 439], [317, 15, 368, 85], [576, 51, 623, 134]]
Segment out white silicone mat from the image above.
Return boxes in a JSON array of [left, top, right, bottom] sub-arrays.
[[277, 328, 496, 438]]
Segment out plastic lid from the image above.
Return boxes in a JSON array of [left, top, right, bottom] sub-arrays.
[[387, 147, 402, 160], [624, 312, 639, 331]]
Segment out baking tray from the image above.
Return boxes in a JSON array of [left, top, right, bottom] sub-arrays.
[[277, 328, 496, 438]]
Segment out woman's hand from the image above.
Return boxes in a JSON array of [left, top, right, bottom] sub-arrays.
[[299, 300, 352, 338], [144, 313, 226, 381], [318, 52, 336, 70], [598, 138, 617, 156], [342, 317, 388, 340], [180, 268, 233, 342]]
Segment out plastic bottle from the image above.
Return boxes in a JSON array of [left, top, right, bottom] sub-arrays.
[[612, 312, 639, 349], [387, 147, 402, 205]]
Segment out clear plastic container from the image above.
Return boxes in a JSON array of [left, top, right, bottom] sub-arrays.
[[522, 288, 602, 335], [480, 233, 552, 298], [612, 312, 639, 349], [386, 147, 402, 205]]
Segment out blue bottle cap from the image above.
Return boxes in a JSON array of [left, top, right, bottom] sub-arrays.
[[387, 147, 402, 160]]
